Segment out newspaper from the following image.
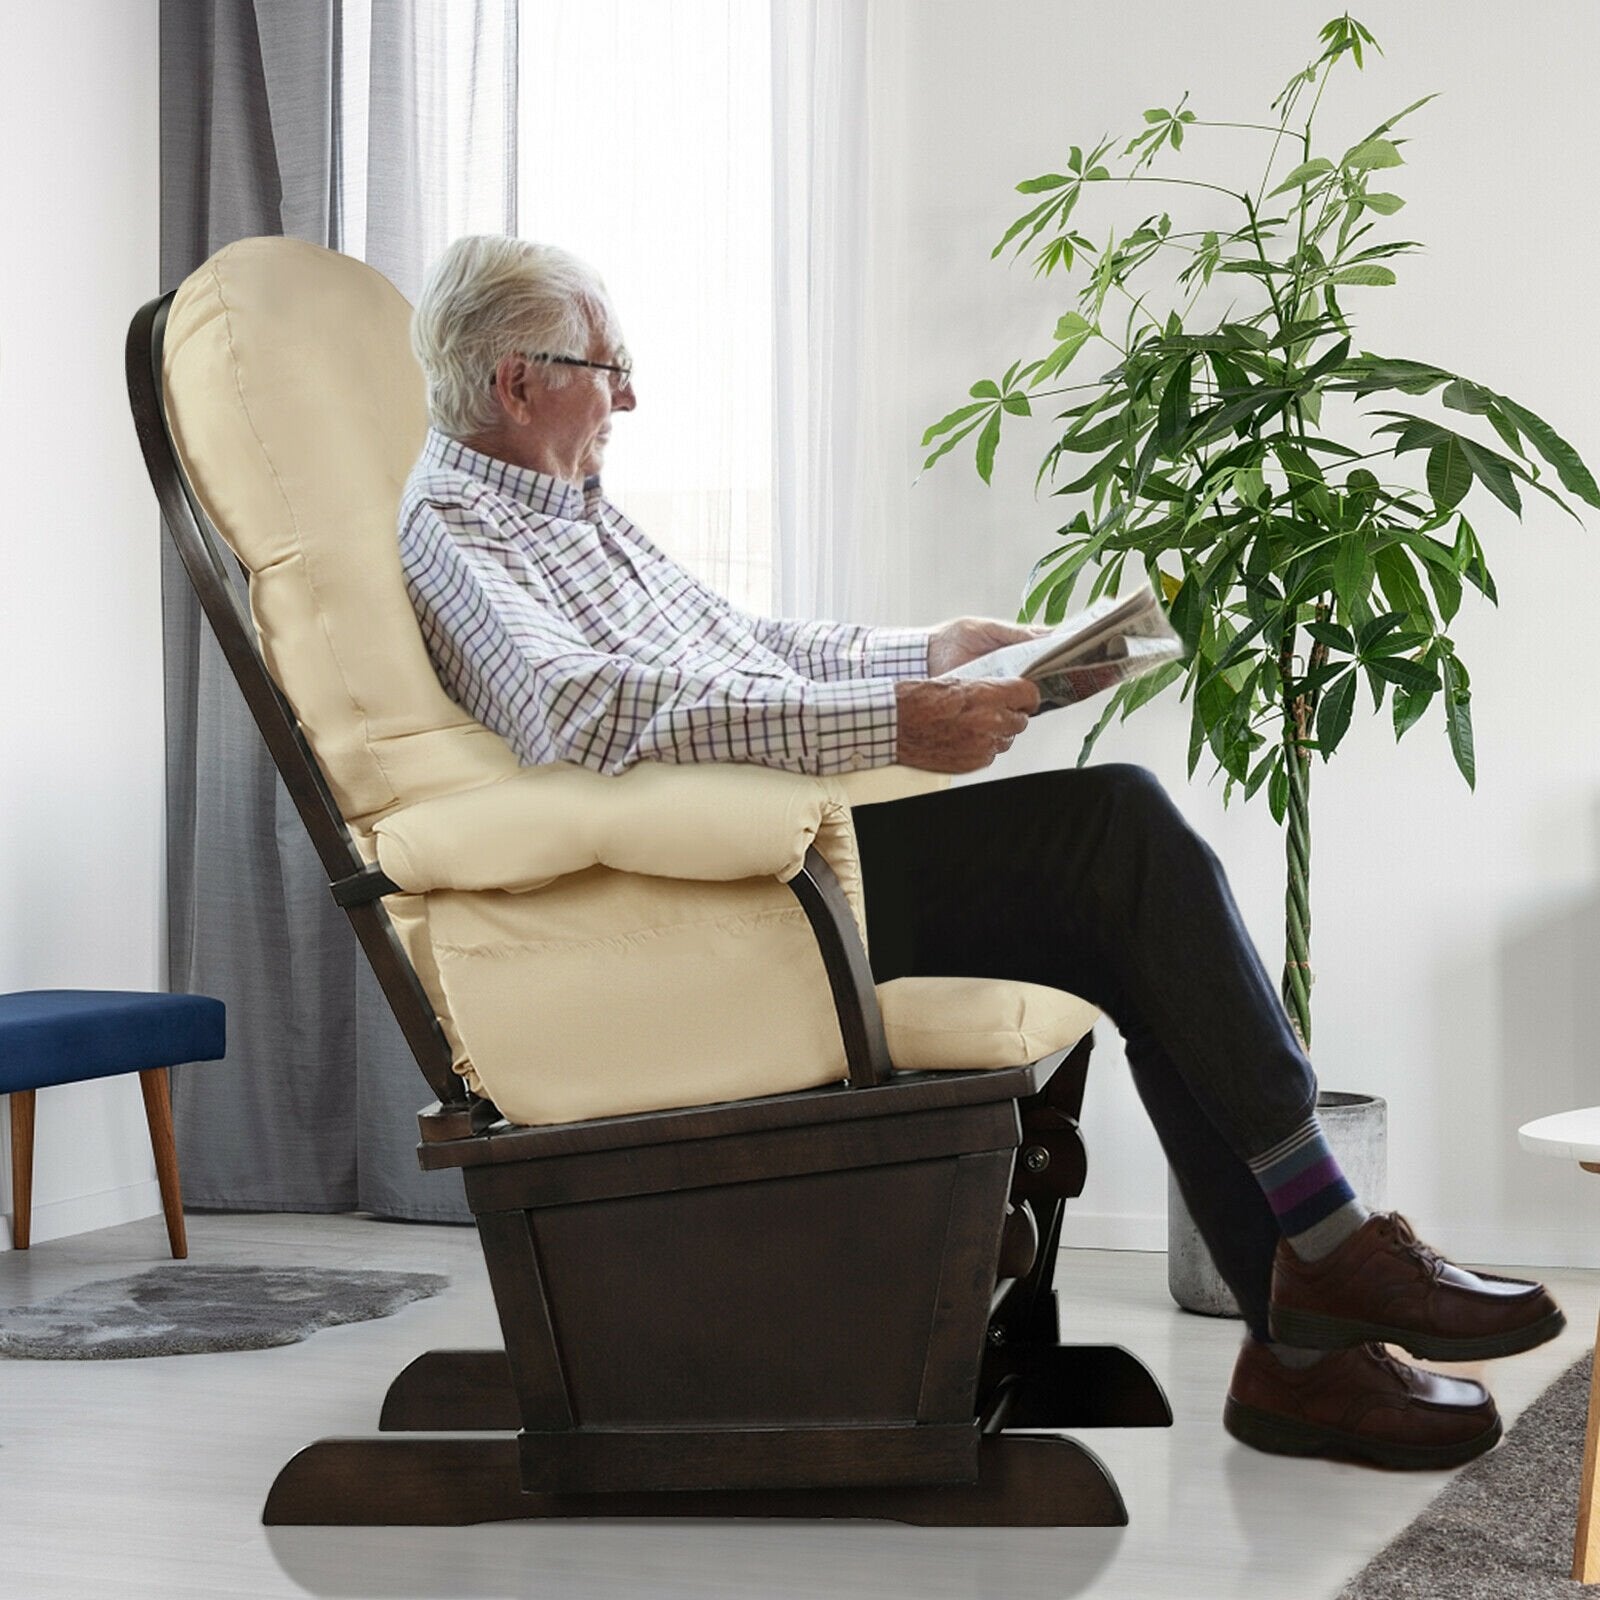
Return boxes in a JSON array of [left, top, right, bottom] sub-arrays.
[[943, 582, 1184, 712]]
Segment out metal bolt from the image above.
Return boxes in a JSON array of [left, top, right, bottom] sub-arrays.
[[986, 1323, 1007, 1347], [1023, 1146, 1050, 1172]]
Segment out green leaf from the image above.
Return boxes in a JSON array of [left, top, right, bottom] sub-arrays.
[[1329, 355, 1451, 397], [1076, 680, 1133, 767], [1346, 137, 1404, 170], [1356, 609, 1408, 654], [1426, 438, 1471, 512], [1365, 656, 1441, 694], [1002, 394, 1032, 416], [975, 410, 1003, 485], [1440, 650, 1475, 788], [1169, 575, 1205, 655], [992, 194, 1064, 259], [1120, 659, 1184, 717], [1267, 157, 1334, 197], [1315, 671, 1358, 760], [1304, 620, 1355, 652], [1017, 173, 1073, 193], [1365, 94, 1439, 141], [1361, 192, 1405, 215], [1392, 681, 1435, 740], [1056, 415, 1128, 454], [1397, 531, 1464, 624], [1332, 537, 1374, 617], [1441, 379, 1492, 416], [1330, 265, 1398, 286], [920, 400, 990, 448], [1454, 515, 1499, 604], [1054, 310, 1094, 342], [1053, 441, 1129, 496], [1156, 357, 1193, 451], [970, 379, 1001, 399], [1244, 749, 1278, 801], [1267, 762, 1290, 825], [1494, 395, 1600, 509], [1372, 413, 1527, 516], [1457, 436, 1524, 515], [919, 413, 988, 472]]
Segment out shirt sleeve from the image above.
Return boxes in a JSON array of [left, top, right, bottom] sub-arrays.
[[602, 498, 931, 683], [743, 614, 932, 683], [401, 503, 904, 778]]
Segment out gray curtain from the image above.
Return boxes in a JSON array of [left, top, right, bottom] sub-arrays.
[[159, 0, 517, 1220]]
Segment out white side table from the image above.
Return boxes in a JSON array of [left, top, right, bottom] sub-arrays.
[[1519, 1107, 1600, 1584]]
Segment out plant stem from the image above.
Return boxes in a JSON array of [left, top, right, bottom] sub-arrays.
[[1192, 119, 1298, 136], [1279, 623, 1315, 1049]]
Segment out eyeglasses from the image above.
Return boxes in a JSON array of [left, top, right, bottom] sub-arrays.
[[490, 352, 633, 392]]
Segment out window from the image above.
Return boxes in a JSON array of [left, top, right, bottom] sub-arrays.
[[518, 0, 774, 613]]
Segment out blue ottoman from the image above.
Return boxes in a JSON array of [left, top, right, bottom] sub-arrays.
[[1, 990, 226, 1255]]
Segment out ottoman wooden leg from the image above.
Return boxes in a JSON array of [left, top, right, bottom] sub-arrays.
[[138, 1068, 187, 1259], [9, 1089, 35, 1250], [1576, 1303, 1600, 1583]]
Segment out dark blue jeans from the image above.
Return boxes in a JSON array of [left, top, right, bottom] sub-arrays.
[[850, 763, 1320, 1340]]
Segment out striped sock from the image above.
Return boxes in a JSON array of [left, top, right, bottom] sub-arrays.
[[1247, 1117, 1370, 1262]]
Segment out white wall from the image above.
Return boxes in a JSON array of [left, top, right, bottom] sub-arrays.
[[0, 0, 163, 1247], [869, 0, 1600, 1266], [1, 0, 1592, 1271]]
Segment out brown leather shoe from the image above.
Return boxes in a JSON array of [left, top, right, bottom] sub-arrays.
[[1224, 1339, 1502, 1469], [1269, 1211, 1565, 1361]]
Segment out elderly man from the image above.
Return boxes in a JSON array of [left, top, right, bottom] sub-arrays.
[[399, 234, 1562, 1472]]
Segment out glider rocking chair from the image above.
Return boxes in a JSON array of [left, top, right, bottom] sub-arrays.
[[125, 237, 1170, 1527]]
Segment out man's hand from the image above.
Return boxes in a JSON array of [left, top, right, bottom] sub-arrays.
[[926, 615, 1055, 676], [894, 677, 1041, 774]]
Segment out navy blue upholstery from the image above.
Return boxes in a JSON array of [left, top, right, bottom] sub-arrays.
[[0, 991, 226, 1095]]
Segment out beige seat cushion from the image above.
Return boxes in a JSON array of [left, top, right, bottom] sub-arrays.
[[161, 235, 1099, 1123], [879, 978, 1098, 1072]]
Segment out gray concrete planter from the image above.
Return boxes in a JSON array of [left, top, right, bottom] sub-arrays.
[[1167, 1090, 1388, 1317]]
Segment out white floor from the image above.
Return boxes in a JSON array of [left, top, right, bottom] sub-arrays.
[[1, 1213, 1593, 1600]]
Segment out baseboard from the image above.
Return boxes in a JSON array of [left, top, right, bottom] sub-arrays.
[[1049, 1210, 1600, 1272], [1056, 1209, 1167, 1253], [0, 1179, 162, 1251], [1436, 1222, 1600, 1274]]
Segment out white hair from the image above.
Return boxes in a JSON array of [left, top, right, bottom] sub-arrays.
[[410, 235, 621, 439]]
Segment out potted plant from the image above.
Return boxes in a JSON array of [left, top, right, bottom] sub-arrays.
[[920, 13, 1599, 1307]]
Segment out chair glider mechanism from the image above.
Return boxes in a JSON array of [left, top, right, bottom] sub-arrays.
[[127, 237, 1170, 1529]]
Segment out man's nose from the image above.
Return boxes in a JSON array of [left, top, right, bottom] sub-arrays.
[[611, 378, 637, 413]]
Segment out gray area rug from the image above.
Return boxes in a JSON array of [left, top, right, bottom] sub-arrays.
[[1340, 1351, 1594, 1598], [0, 1265, 447, 1359]]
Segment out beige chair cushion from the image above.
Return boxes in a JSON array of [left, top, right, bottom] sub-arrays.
[[161, 236, 1099, 1123], [372, 763, 857, 895], [162, 237, 517, 833], [878, 978, 1099, 1072]]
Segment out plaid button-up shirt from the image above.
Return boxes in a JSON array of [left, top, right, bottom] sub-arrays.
[[398, 429, 930, 776]]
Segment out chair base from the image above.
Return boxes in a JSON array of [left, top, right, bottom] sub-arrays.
[[263, 1044, 1171, 1528], [263, 1429, 1126, 1527], [257, 1335, 1169, 1526], [376, 1342, 1173, 1436]]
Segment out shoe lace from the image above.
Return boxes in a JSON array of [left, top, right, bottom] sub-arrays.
[[1365, 1342, 1416, 1387], [1381, 1212, 1446, 1281]]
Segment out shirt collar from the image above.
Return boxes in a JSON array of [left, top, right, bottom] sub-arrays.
[[423, 427, 598, 521]]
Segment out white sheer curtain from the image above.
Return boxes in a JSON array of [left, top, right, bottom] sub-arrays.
[[337, 0, 519, 299], [771, 0, 915, 628], [517, 0, 774, 612]]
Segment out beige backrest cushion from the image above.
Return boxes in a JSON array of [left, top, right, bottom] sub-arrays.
[[161, 236, 517, 832]]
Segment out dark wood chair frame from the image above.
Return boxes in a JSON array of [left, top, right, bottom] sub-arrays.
[[126, 288, 1170, 1528]]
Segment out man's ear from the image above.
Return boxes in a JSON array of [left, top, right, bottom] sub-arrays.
[[491, 353, 536, 424]]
